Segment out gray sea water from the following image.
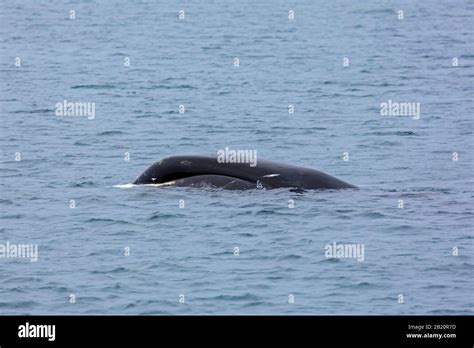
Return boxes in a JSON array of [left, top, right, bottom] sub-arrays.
[[0, 0, 473, 314]]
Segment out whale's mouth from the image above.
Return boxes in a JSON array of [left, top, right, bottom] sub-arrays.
[[132, 162, 259, 188], [146, 174, 257, 190]]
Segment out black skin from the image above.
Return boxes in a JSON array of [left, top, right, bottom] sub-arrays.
[[133, 155, 357, 190]]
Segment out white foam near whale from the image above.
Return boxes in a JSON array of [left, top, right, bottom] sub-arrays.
[[113, 183, 136, 188]]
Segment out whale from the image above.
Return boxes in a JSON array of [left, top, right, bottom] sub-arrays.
[[132, 155, 357, 190]]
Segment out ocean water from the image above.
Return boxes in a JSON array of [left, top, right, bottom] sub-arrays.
[[0, 0, 473, 314]]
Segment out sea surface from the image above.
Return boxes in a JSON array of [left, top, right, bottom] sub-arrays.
[[0, 0, 473, 314]]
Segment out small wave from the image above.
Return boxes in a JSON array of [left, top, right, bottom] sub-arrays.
[[92, 267, 128, 274], [235, 232, 255, 237], [352, 8, 394, 15], [2, 214, 24, 219], [364, 131, 418, 136], [255, 209, 288, 216], [341, 282, 374, 289], [148, 213, 181, 220], [97, 130, 124, 136], [318, 258, 341, 263], [358, 211, 386, 218], [242, 301, 269, 307], [201, 45, 222, 50], [141, 84, 197, 90], [421, 284, 448, 290], [428, 309, 473, 315], [278, 254, 302, 260], [71, 84, 116, 89], [12, 108, 54, 114], [68, 181, 95, 187], [0, 168, 21, 173], [73, 141, 91, 146], [86, 218, 116, 223], [211, 293, 260, 301], [8, 301, 39, 309]]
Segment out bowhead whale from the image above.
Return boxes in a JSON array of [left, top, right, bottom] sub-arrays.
[[132, 155, 356, 190]]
